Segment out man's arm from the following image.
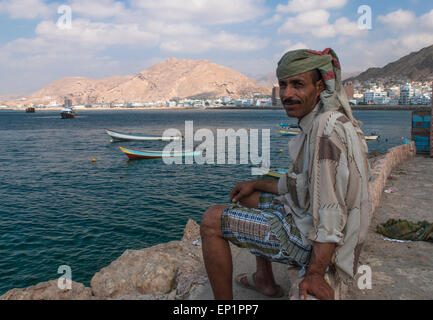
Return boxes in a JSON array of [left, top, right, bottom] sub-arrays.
[[299, 242, 336, 300], [230, 178, 278, 203]]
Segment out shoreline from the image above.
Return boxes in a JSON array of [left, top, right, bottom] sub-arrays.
[[1, 105, 431, 112]]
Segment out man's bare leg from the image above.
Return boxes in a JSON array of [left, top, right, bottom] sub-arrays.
[[201, 191, 281, 299], [201, 205, 233, 299], [237, 256, 281, 296]]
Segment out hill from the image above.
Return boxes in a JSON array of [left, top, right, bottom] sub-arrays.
[[345, 44, 433, 83], [16, 58, 270, 106]]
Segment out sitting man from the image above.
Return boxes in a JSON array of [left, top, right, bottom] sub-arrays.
[[200, 48, 371, 300]]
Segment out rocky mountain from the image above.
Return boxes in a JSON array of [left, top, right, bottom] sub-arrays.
[[252, 72, 277, 89], [345, 44, 433, 83], [17, 58, 270, 106]]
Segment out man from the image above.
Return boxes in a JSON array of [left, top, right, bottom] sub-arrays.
[[200, 48, 370, 300]]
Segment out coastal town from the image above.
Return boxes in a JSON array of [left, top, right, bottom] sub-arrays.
[[1, 79, 432, 110], [344, 79, 432, 106]]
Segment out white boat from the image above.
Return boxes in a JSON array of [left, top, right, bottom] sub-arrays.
[[365, 135, 379, 141], [105, 129, 182, 142], [60, 107, 76, 119]]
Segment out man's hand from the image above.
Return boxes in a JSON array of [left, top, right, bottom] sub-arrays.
[[230, 179, 279, 203], [299, 273, 334, 300], [299, 242, 336, 300], [230, 180, 257, 203]]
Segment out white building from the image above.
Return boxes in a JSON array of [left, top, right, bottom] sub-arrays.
[[222, 96, 231, 103], [411, 94, 431, 105], [255, 98, 272, 107], [400, 83, 414, 105], [364, 90, 388, 104]]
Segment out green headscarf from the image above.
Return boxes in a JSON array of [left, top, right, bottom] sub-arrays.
[[377, 219, 433, 242], [277, 48, 359, 127]]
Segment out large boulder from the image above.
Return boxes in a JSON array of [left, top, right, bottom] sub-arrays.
[[0, 280, 92, 300], [90, 219, 207, 299]]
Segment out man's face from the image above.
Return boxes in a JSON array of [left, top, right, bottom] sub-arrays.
[[279, 70, 324, 120]]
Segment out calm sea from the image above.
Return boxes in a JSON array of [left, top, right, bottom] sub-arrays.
[[0, 108, 412, 294]]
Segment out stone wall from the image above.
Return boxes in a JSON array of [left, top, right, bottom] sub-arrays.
[[0, 142, 417, 300], [368, 141, 416, 219]]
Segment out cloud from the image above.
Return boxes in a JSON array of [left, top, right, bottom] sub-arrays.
[[400, 33, 433, 51], [68, 0, 126, 19], [131, 0, 266, 25], [419, 9, 433, 30], [34, 19, 160, 49], [260, 14, 282, 26], [0, 0, 53, 19], [378, 9, 416, 30], [143, 21, 207, 37], [278, 9, 333, 36], [376, 8, 433, 54], [334, 17, 363, 36], [160, 32, 269, 53], [277, 0, 347, 13], [278, 9, 362, 38], [279, 40, 308, 51]]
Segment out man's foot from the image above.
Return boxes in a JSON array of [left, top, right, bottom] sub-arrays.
[[235, 273, 284, 298]]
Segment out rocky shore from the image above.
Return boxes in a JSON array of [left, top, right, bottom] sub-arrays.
[[0, 142, 418, 300]]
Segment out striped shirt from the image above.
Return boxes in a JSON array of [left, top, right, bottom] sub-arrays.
[[276, 103, 371, 280]]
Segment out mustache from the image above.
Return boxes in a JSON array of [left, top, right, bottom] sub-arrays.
[[282, 98, 301, 105]]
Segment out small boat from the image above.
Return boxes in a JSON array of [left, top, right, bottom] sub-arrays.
[[263, 168, 288, 179], [365, 135, 379, 141], [119, 146, 201, 160], [25, 106, 35, 113], [365, 131, 380, 141], [401, 137, 411, 144], [106, 129, 181, 142], [278, 123, 298, 128], [279, 128, 300, 136], [60, 107, 76, 119]]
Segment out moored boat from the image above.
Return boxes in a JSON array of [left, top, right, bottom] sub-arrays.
[[25, 106, 35, 113], [60, 107, 76, 119], [119, 146, 200, 160], [365, 135, 379, 141], [279, 123, 298, 128], [278, 128, 300, 136], [365, 132, 380, 141], [106, 129, 181, 142]]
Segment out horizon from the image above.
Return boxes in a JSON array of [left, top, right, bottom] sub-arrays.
[[1, 0, 433, 95]]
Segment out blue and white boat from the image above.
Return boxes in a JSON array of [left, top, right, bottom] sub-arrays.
[[106, 129, 181, 142]]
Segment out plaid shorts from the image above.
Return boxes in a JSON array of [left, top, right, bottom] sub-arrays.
[[221, 193, 312, 267]]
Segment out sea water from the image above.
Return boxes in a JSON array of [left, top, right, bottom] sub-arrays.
[[0, 109, 412, 294]]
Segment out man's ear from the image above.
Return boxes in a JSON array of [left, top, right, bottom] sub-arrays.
[[317, 79, 326, 93]]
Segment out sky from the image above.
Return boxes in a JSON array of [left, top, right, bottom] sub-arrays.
[[1, 0, 433, 95]]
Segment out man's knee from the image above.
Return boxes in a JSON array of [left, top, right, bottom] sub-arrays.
[[201, 205, 226, 238]]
